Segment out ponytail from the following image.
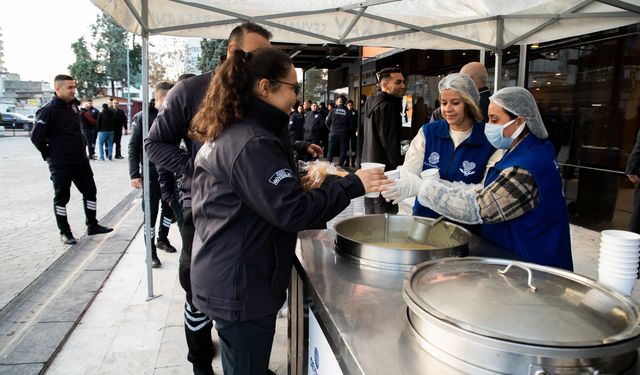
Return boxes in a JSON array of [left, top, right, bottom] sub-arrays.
[[191, 47, 293, 142], [191, 49, 252, 142]]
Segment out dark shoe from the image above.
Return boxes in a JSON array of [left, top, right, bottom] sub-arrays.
[[193, 365, 214, 375], [156, 238, 177, 253], [115, 155, 124, 159], [87, 224, 113, 235], [151, 254, 162, 268], [61, 232, 77, 245]]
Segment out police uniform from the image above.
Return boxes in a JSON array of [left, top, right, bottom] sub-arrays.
[[31, 95, 110, 241]]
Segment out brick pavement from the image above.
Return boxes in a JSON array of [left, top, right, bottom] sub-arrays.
[[0, 134, 135, 311]]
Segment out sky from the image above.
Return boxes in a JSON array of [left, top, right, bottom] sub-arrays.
[[3, 0, 103, 83]]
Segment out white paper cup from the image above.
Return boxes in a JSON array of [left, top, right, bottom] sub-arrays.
[[599, 266, 638, 279], [599, 256, 640, 267], [361, 162, 386, 198], [601, 230, 640, 243], [599, 274, 636, 296], [384, 170, 400, 180], [420, 168, 440, 180], [599, 245, 640, 257]]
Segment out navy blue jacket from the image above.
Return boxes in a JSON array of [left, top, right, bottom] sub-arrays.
[[483, 135, 573, 270], [303, 110, 325, 141], [325, 105, 352, 137], [413, 119, 495, 219], [191, 98, 364, 322], [31, 95, 87, 165]]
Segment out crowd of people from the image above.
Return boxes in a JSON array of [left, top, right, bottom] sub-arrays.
[[28, 19, 591, 375]]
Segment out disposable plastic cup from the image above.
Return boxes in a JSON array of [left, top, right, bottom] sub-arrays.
[[420, 168, 440, 180], [598, 258, 638, 270], [384, 170, 400, 180], [599, 245, 640, 257], [598, 267, 638, 279], [601, 230, 640, 244], [361, 162, 386, 198], [601, 239, 640, 249], [598, 274, 636, 296], [598, 262, 639, 274]]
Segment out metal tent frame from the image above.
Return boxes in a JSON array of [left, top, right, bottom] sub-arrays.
[[90, 0, 640, 296]]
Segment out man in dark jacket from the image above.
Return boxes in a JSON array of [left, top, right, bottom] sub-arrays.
[[362, 66, 406, 214], [111, 99, 128, 159], [97, 103, 115, 160], [288, 104, 304, 144], [144, 22, 273, 375], [347, 99, 358, 167], [31, 75, 112, 245], [79, 101, 96, 159], [129, 82, 177, 268], [325, 96, 352, 167], [303, 102, 325, 149]]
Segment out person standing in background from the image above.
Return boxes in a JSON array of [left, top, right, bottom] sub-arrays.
[[97, 103, 115, 161], [79, 101, 97, 159], [362, 67, 406, 214], [111, 98, 128, 159], [31, 75, 113, 245], [129, 81, 178, 268]]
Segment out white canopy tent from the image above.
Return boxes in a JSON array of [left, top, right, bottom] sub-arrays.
[[90, 0, 640, 296]]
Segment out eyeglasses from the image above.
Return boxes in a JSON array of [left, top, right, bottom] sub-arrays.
[[272, 79, 301, 96]]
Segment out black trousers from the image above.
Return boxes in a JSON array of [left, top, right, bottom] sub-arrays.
[[364, 196, 398, 214], [81, 128, 95, 157], [179, 207, 215, 369], [49, 161, 98, 234], [215, 313, 277, 375], [113, 130, 123, 157], [141, 180, 173, 248]]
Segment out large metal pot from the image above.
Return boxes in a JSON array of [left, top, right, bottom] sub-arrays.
[[403, 257, 640, 374], [333, 214, 470, 271]]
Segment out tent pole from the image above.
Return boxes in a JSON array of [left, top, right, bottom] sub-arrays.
[[357, 46, 363, 168], [479, 48, 485, 65], [494, 17, 504, 90], [140, 0, 155, 300], [517, 44, 527, 87]]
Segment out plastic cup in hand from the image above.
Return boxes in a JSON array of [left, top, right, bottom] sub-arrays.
[[420, 168, 440, 181], [361, 162, 386, 198], [384, 170, 400, 180]]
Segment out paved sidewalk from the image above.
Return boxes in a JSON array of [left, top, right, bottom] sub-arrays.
[[46, 200, 288, 375], [44, 196, 640, 374]]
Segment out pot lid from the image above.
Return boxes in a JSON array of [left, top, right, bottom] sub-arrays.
[[403, 257, 640, 347]]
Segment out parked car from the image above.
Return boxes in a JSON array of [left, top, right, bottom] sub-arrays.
[[1, 113, 34, 131], [26, 114, 36, 120]]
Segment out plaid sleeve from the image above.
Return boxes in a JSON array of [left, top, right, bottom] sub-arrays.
[[477, 166, 538, 224]]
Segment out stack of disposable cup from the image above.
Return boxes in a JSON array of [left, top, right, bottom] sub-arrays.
[[598, 230, 640, 296]]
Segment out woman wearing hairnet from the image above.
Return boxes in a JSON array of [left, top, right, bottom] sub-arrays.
[[413, 87, 573, 270], [382, 73, 498, 230]]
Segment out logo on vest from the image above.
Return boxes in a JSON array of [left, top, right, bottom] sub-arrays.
[[269, 169, 293, 186], [427, 152, 440, 167], [459, 160, 477, 177]]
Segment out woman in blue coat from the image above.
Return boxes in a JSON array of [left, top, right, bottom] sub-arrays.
[[414, 87, 573, 270], [382, 73, 498, 231]]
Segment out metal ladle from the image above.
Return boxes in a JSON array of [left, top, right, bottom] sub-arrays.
[[408, 216, 445, 244]]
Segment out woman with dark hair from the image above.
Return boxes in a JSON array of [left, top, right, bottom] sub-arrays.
[[190, 47, 385, 374]]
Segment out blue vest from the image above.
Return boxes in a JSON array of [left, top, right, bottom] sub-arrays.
[[413, 119, 495, 221], [482, 135, 573, 271]]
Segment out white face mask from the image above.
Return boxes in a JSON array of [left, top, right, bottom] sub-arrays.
[[484, 119, 526, 149]]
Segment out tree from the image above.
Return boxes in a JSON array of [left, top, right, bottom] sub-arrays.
[[68, 37, 104, 98], [198, 39, 227, 73], [148, 51, 168, 86], [303, 69, 328, 102], [91, 13, 129, 96]]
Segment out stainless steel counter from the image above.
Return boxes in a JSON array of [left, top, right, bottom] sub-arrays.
[[291, 228, 517, 374]]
